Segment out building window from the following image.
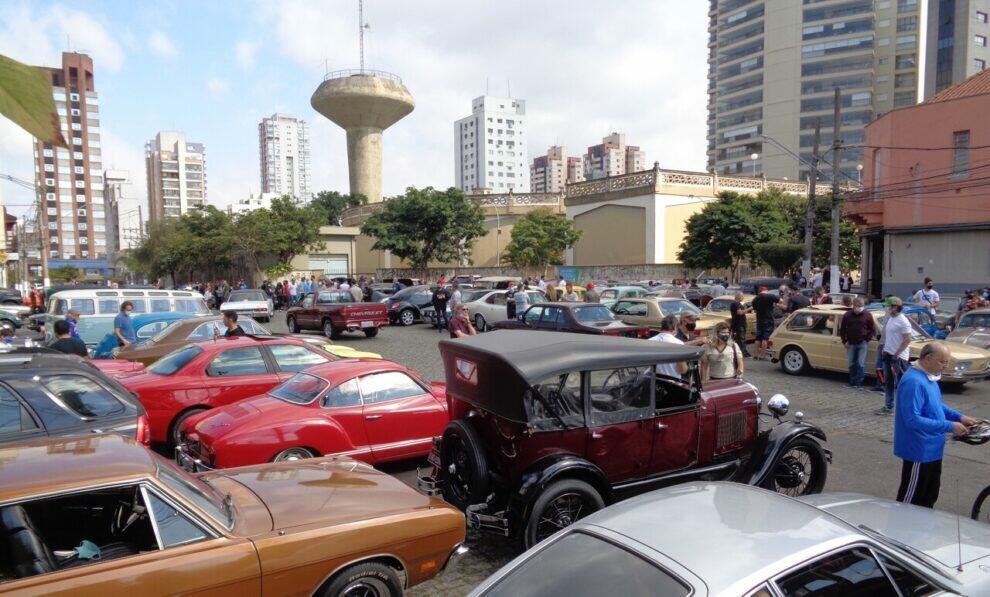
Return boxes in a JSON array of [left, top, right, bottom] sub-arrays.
[[978, 11, 989, 23], [977, 35, 988, 47], [953, 130, 970, 176], [895, 53, 917, 69], [976, 58, 987, 72]]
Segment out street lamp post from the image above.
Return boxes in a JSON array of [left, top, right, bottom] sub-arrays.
[[493, 204, 501, 267], [856, 163, 864, 185], [750, 153, 759, 177]]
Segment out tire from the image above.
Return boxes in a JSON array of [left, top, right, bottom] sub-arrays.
[[324, 319, 342, 340], [399, 308, 416, 327], [761, 437, 828, 497], [318, 562, 402, 597], [287, 316, 300, 334], [474, 313, 487, 332], [273, 447, 316, 462], [439, 420, 489, 511], [170, 408, 209, 449], [523, 479, 604, 549], [971, 485, 990, 522], [363, 327, 379, 338], [0, 320, 14, 333], [780, 346, 810, 376]]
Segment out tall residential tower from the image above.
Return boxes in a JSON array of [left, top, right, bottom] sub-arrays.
[[583, 133, 646, 180], [530, 146, 584, 193], [259, 113, 312, 201], [145, 131, 206, 223], [925, 0, 990, 96], [454, 96, 529, 193]]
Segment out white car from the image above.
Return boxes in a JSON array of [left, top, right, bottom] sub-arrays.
[[221, 289, 274, 322], [466, 289, 547, 331]]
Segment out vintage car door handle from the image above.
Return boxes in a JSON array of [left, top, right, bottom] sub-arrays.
[[590, 431, 603, 440], [656, 422, 668, 431], [365, 414, 384, 421]]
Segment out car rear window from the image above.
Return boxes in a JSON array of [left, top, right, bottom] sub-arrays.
[[42, 375, 124, 418], [228, 291, 266, 302], [148, 345, 203, 376], [572, 305, 615, 322], [270, 373, 329, 405]]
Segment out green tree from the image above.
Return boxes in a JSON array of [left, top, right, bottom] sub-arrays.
[[360, 187, 486, 269], [312, 190, 367, 225], [504, 208, 582, 271], [754, 243, 805, 276], [778, 194, 862, 272], [49, 264, 79, 283], [232, 196, 327, 280]]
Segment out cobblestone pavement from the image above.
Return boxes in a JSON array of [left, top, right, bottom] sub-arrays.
[[269, 314, 990, 596]]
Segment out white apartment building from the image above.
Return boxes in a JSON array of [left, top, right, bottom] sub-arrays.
[[227, 192, 281, 215], [454, 96, 529, 193], [530, 146, 585, 193], [259, 113, 312, 201], [583, 133, 646, 180], [145, 131, 207, 223], [102, 170, 144, 254]]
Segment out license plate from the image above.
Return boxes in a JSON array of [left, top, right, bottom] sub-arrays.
[[427, 447, 442, 469], [361, 321, 375, 328]]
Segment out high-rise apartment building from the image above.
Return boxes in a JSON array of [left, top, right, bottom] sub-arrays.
[[707, 0, 926, 182], [583, 133, 646, 180], [259, 113, 312, 201], [530, 146, 585, 193], [454, 96, 529, 193], [925, 0, 990, 96], [145, 131, 206, 223], [103, 170, 144, 255], [32, 52, 108, 270]]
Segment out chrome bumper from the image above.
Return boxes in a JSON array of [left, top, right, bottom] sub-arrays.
[[175, 443, 216, 473]]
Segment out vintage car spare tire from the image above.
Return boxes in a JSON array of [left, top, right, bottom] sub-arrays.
[[439, 419, 489, 510], [319, 561, 402, 597], [524, 479, 604, 549]]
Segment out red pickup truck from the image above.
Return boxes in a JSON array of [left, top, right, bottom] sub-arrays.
[[285, 290, 389, 339]]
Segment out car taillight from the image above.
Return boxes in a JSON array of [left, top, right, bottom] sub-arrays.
[[637, 329, 652, 339], [136, 414, 150, 446], [255, 308, 267, 312], [766, 340, 773, 348]]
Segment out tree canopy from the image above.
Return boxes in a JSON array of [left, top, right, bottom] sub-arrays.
[[360, 187, 486, 269], [504, 208, 582, 269], [312, 190, 367, 225]]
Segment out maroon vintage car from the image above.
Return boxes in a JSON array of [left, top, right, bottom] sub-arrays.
[[286, 290, 389, 339], [420, 330, 830, 548], [491, 302, 652, 338]]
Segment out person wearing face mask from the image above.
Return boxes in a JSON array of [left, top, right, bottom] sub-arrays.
[[700, 322, 743, 383], [839, 297, 876, 389], [893, 342, 977, 508], [675, 312, 706, 346], [912, 277, 940, 317], [877, 296, 912, 415]]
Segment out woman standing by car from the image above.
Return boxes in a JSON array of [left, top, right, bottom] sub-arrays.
[[700, 321, 744, 383]]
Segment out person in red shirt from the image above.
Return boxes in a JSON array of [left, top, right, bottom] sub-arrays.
[[448, 304, 476, 339]]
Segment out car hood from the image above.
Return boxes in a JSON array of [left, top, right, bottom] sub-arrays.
[[206, 457, 435, 531], [189, 395, 279, 444], [800, 493, 990, 569], [943, 342, 990, 361]]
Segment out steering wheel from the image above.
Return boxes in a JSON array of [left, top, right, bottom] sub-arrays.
[[602, 368, 640, 389], [112, 487, 147, 536]]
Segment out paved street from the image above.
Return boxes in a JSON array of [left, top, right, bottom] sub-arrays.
[[258, 314, 990, 595]]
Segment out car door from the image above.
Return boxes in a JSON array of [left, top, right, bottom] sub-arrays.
[[266, 343, 331, 383], [786, 311, 837, 370], [649, 374, 700, 474], [358, 370, 445, 462], [537, 306, 564, 331], [585, 367, 655, 482], [512, 305, 543, 330], [296, 293, 316, 328], [318, 378, 373, 461], [482, 292, 508, 323], [201, 346, 280, 408]]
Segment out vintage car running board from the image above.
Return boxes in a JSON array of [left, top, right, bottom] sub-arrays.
[[612, 460, 741, 497]]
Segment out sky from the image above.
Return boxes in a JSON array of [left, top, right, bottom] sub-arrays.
[[0, 0, 709, 218]]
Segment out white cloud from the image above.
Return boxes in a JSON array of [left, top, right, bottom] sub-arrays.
[[235, 41, 257, 70], [148, 30, 177, 59], [0, 2, 124, 71], [206, 78, 230, 96]]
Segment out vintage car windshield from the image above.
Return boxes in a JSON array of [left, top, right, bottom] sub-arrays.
[[658, 300, 702, 317], [75, 316, 116, 345], [227, 290, 266, 302], [572, 305, 616, 322], [959, 313, 990, 328], [148, 319, 183, 344], [148, 345, 203, 375], [525, 373, 584, 430], [270, 373, 330, 404], [877, 314, 930, 340], [317, 292, 354, 304], [462, 290, 489, 303], [155, 457, 233, 529]]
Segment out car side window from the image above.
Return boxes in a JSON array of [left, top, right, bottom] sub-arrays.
[[787, 312, 833, 335], [490, 293, 507, 306], [206, 347, 269, 377], [0, 386, 37, 434], [97, 299, 119, 314], [70, 298, 95, 315], [41, 375, 124, 418], [136, 321, 168, 339], [323, 378, 361, 408], [151, 299, 171, 312], [588, 367, 652, 426], [524, 306, 544, 323], [358, 371, 425, 404], [269, 344, 328, 372], [128, 299, 148, 314], [188, 322, 220, 341], [776, 547, 897, 596], [875, 553, 938, 596], [525, 373, 584, 431], [144, 489, 209, 548], [542, 307, 563, 324]]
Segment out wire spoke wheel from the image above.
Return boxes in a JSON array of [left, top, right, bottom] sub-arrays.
[[443, 436, 473, 505], [535, 492, 590, 543]]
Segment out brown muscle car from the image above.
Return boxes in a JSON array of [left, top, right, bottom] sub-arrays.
[[0, 434, 465, 596]]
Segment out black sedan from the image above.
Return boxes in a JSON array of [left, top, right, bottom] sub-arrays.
[[491, 302, 652, 338], [384, 285, 436, 326], [0, 352, 148, 446]]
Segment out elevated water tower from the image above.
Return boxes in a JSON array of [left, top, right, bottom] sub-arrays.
[[310, 1, 414, 203]]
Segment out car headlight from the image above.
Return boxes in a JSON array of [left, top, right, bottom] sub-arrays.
[[767, 394, 790, 417], [953, 362, 972, 372]]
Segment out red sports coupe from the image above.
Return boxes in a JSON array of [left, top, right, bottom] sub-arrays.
[[175, 359, 449, 469], [117, 335, 341, 447]]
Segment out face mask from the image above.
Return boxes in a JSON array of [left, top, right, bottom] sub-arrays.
[[926, 284, 933, 289], [685, 322, 697, 331], [717, 333, 731, 341], [853, 307, 864, 314], [915, 363, 941, 382]]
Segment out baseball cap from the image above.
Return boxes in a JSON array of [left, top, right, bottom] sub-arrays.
[[886, 296, 903, 307]]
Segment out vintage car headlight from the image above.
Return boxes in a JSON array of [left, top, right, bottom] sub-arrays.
[[953, 362, 972, 372], [767, 394, 790, 417]]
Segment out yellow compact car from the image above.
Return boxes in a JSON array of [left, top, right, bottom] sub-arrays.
[[547, 285, 587, 302], [293, 335, 383, 359], [768, 305, 990, 384], [704, 294, 757, 340], [611, 297, 724, 337]]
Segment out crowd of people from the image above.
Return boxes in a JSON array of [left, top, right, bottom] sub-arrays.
[[189, 276, 380, 310]]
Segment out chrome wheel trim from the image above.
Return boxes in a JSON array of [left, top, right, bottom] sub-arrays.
[[400, 310, 415, 326], [324, 321, 334, 337], [474, 314, 486, 331], [340, 577, 389, 597], [274, 447, 314, 462], [783, 350, 804, 372]]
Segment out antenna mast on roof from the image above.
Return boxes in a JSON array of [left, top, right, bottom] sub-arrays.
[[358, 0, 370, 72]]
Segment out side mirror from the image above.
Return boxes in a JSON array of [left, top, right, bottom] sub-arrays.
[[767, 394, 790, 417]]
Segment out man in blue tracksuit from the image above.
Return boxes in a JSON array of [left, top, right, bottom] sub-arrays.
[[894, 342, 977, 507]]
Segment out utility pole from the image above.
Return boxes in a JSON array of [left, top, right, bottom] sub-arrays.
[[829, 87, 842, 295], [803, 119, 821, 279]]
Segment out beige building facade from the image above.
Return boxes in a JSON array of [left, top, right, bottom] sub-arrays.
[[583, 133, 646, 180], [530, 146, 585, 193], [145, 131, 206, 223]]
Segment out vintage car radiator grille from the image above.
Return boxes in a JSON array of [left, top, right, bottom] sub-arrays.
[[716, 411, 748, 451]]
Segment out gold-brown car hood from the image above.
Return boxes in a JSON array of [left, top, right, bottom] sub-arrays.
[[209, 457, 434, 531]]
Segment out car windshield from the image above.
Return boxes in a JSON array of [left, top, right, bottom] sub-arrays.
[[462, 290, 488, 302], [959, 313, 990, 328], [599, 289, 618, 299], [706, 298, 735, 312], [270, 373, 330, 404], [658, 300, 702, 316], [877, 314, 930, 340], [227, 291, 266, 302], [147, 345, 203, 375], [74, 317, 116, 345], [572, 305, 615, 322], [155, 457, 233, 529]]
